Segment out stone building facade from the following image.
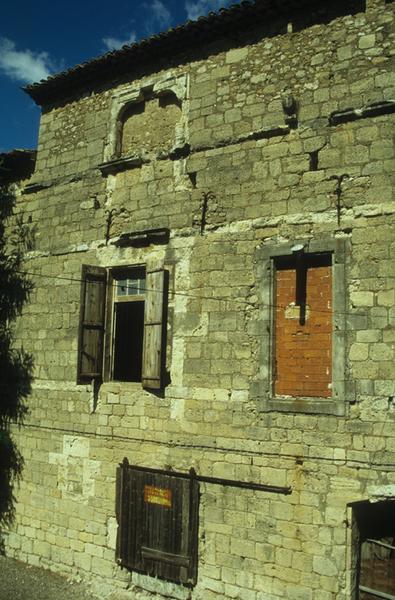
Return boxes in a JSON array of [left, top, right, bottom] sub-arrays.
[[4, 0, 395, 598]]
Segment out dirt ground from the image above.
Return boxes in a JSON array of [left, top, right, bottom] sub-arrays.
[[0, 556, 99, 600]]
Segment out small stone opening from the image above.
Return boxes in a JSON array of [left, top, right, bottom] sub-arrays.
[[309, 150, 319, 171], [188, 172, 197, 188]]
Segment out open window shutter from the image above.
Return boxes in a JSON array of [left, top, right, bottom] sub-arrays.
[[142, 266, 166, 390], [77, 265, 107, 384]]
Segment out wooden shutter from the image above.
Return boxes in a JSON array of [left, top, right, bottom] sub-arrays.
[[115, 461, 199, 586], [76, 265, 107, 384], [115, 464, 124, 564], [142, 266, 166, 390], [116, 461, 145, 573], [115, 460, 135, 567]]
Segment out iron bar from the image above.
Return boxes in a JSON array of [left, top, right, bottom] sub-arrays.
[[122, 459, 292, 495], [359, 586, 395, 600], [366, 538, 395, 551]]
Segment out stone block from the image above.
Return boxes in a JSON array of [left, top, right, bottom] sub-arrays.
[[378, 289, 394, 307], [349, 343, 369, 361], [312, 555, 337, 576], [358, 34, 376, 49], [370, 343, 393, 361], [350, 291, 374, 307], [230, 538, 257, 560], [226, 47, 249, 64]]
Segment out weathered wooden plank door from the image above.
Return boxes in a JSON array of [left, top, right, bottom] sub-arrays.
[[116, 462, 199, 586]]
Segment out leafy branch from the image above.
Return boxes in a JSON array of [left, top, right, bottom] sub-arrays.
[[0, 171, 34, 544]]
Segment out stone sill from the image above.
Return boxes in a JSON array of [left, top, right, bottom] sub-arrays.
[[98, 154, 148, 175], [99, 144, 191, 175], [329, 100, 395, 126], [110, 228, 170, 248], [258, 395, 346, 416], [23, 181, 51, 194]]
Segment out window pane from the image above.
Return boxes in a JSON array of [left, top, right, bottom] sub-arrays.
[[115, 272, 146, 297], [127, 276, 145, 295], [116, 279, 128, 296]]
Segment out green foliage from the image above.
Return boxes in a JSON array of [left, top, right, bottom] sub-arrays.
[[0, 175, 33, 544], [0, 431, 24, 527]]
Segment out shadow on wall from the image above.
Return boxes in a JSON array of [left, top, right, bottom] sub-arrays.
[[0, 174, 34, 553]]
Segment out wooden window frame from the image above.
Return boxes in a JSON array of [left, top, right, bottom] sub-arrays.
[[77, 263, 167, 390], [103, 266, 146, 384], [115, 459, 199, 587], [251, 237, 353, 415]]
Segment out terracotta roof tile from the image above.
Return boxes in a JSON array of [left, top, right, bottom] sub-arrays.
[[23, 0, 363, 105], [22, 0, 282, 104]]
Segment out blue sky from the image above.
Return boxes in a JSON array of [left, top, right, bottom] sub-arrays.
[[0, 0, 233, 152]]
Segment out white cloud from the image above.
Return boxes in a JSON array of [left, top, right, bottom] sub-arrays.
[[102, 32, 137, 51], [0, 37, 54, 84], [185, 0, 231, 21], [102, 1, 172, 52], [143, 0, 172, 34], [150, 0, 172, 28]]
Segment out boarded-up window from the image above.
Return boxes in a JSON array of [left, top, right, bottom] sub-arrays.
[[120, 93, 182, 157], [254, 238, 348, 414], [77, 264, 167, 389], [116, 459, 199, 586], [274, 253, 332, 398]]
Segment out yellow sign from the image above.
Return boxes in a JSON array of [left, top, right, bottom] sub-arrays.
[[144, 485, 172, 508]]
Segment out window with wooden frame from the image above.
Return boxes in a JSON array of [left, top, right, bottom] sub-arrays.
[[350, 500, 395, 600], [252, 238, 353, 415], [109, 268, 146, 383], [77, 264, 167, 389], [115, 459, 199, 586]]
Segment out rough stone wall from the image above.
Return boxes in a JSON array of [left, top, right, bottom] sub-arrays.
[[120, 94, 182, 157], [5, 1, 395, 599]]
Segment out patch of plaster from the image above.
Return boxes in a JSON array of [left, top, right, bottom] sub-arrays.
[[48, 435, 101, 502]]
